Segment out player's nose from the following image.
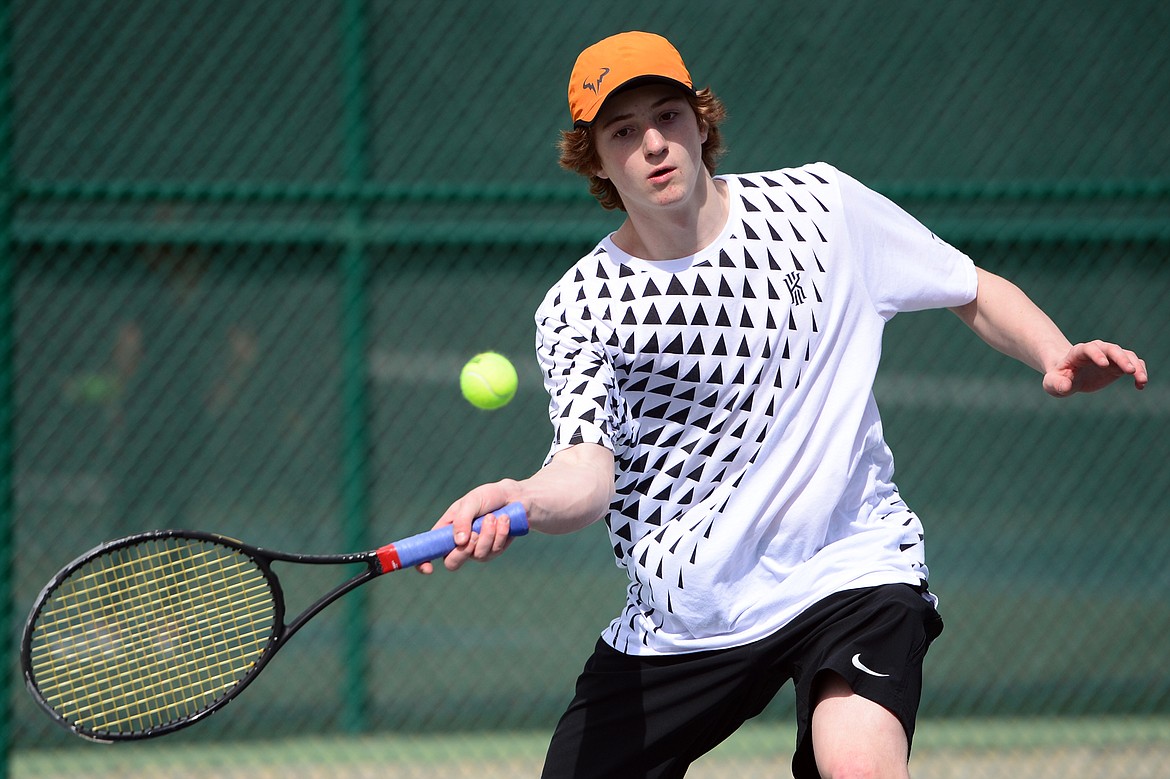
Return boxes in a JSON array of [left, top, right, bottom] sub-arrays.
[[643, 128, 667, 155]]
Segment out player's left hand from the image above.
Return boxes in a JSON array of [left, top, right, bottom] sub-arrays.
[[1043, 340, 1148, 397]]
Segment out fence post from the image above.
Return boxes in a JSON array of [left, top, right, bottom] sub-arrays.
[[340, 0, 372, 734], [0, 0, 14, 772]]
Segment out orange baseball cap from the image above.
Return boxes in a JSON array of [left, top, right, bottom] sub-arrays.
[[568, 31, 695, 126]]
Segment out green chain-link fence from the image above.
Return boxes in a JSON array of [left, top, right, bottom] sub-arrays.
[[5, 1, 1169, 777]]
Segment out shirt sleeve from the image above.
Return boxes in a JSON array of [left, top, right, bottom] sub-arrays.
[[834, 167, 978, 320], [534, 276, 623, 465]]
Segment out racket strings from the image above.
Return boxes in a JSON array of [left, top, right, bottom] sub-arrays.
[[27, 537, 278, 737]]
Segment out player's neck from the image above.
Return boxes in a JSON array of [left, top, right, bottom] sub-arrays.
[[613, 177, 728, 261]]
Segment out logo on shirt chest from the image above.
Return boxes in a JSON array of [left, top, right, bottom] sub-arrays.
[[784, 271, 806, 306]]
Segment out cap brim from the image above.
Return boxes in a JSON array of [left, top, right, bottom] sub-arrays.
[[573, 76, 697, 127]]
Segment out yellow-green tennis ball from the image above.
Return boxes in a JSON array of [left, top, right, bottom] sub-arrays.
[[460, 352, 518, 410]]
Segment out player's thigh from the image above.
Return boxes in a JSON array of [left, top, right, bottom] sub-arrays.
[[542, 638, 776, 778], [811, 671, 910, 779], [789, 585, 942, 777]]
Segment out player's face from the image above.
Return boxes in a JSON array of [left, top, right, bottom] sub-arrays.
[[592, 83, 709, 212]]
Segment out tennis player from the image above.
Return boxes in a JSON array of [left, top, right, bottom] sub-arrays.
[[421, 31, 1148, 778]]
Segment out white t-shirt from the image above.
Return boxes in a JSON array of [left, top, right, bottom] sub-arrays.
[[534, 163, 978, 656]]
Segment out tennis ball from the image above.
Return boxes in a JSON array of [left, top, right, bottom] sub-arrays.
[[460, 352, 518, 410]]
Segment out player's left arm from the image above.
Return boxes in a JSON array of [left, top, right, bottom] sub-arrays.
[[950, 267, 1148, 397]]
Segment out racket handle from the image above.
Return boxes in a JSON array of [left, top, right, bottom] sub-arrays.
[[376, 501, 529, 572]]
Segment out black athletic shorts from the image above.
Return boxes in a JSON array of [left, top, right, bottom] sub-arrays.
[[540, 583, 944, 779]]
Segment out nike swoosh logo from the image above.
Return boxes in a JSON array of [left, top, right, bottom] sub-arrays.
[[851, 653, 890, 678]]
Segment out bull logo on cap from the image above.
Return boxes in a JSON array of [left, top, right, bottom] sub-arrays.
[[582, 67, 610, 93]]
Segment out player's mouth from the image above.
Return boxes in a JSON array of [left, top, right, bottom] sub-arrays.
[[648, 165, 675, 184]]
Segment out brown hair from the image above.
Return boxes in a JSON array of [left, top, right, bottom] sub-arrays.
[[557, 87, 728, 212]]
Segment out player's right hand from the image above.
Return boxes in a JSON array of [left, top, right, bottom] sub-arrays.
[[416, 481, 523, 574]]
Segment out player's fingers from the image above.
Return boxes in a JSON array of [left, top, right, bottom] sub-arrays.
[[492, 514, 515, 554], [1071, 340, 1111, 369], [1043, 371, 1073, 397], [443, 500, 479, 549], [1134, 357, 1149, 388], [480, 513, 514, 557], [1094, 344, 1149, 391], [1094, 340, 1130, 367], [1113, 346, 1144, 377], [448, 488, 511, 547], [466, 514, 513, 561], [443, 544, 473, 572], [471, 515, 499, 560], [431, 506, 463, 542]]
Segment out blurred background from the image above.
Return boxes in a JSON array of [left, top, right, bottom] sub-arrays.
[[3, 1, 1168, 777]]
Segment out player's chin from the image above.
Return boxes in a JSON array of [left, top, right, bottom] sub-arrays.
[[652, 187, 697, 211]]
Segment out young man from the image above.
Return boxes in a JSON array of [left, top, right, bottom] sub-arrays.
[[419, 31, 1148, 778]]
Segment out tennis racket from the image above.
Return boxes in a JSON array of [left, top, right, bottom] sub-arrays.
[[21, 502, 527, 742]]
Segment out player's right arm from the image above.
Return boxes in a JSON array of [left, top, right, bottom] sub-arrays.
[[418, 442, 615, 573], [516, 442, 616, 534]]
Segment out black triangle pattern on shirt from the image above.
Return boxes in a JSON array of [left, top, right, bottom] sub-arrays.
[[540, 169, 850, 637]]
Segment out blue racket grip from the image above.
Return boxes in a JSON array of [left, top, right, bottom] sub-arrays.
[[376, 501, 529, 572]]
